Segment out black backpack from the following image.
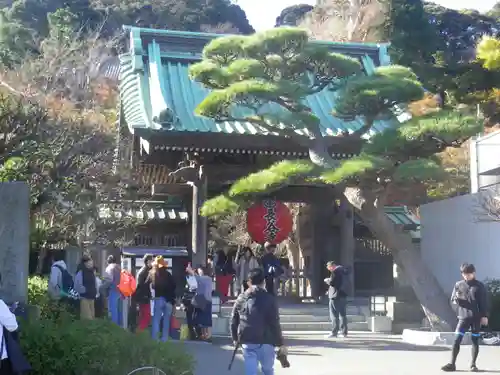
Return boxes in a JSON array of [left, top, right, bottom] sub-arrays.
[[238, 291, 266, 342], [338, 267, 352, 296], [53, 265, 80, 300]]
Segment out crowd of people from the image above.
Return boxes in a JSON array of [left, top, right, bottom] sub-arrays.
[[45, 251, 217, 342], [47, 252, 123, 323], [2, 242, 487, 375], [211, 243, 285, 301]]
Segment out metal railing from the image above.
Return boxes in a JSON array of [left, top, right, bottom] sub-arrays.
[[127, 367, 166, 375], [370, 295, 389, 317]]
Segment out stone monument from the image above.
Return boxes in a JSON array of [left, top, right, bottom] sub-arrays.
[[0, 182, 30, 304]]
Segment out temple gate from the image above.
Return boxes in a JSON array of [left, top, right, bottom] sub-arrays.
[[114, 26, 419, 299]]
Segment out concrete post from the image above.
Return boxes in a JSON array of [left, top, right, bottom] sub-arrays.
[[0, 182, 30, 304]]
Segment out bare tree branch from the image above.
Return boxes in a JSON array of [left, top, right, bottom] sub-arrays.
[[0, 28, 139, 248], [473, 189, 500, 222], [299, 0, 388, 43]]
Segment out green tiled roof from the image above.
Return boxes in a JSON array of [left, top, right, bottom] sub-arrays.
[[119, 27, 396, 142], [355, 206, 421, 242], [384, 206, 421, 241]]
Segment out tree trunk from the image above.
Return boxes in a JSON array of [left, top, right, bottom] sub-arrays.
[[306, 136, 456, 330], [285, 238, 300, 271], [35, 247, 48, 275], [285, 203, 301, 272], [354, 201, 456, 331]]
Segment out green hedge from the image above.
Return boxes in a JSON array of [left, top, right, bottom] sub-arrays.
[[28, 276, 76, 321], [485, 279, 500, 331], [20, 319, 194, 375]]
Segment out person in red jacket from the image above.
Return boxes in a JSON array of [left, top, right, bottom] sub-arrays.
[[214, 249, 234, 303], [134, 254, 154, 331]]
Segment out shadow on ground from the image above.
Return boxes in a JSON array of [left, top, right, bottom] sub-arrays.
[[284, 335, 450, 352], [179, 340, 245, 375], [204, 334, 450, 352], [180, 337, 500, 375]]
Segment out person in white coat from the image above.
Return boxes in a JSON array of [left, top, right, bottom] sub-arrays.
[[0, 297, 19, 374], [236, 247, 260, 293]]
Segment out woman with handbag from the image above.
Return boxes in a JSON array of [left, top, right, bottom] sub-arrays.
[[236, 247, 260, 293], [182, 267, 199, 340], [0, 297, 18, 375], [193, 266, 213, 341], [148, 256, 176, 342]]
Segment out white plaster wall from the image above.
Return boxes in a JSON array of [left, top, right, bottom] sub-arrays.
[[476, 133, 500, 175], [420, 193, 500, 292], [470, 131, 500, 193]]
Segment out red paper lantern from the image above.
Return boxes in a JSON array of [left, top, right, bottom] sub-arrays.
[[246, 200, 293, 244]]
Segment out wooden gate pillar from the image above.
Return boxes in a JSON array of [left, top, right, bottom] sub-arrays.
[[310, 200, 340, 300], [339, 197, 355, 296], [190, 168, 208, 267]]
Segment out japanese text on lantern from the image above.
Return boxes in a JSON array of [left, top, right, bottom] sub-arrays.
[[263, 199, 279, 242]]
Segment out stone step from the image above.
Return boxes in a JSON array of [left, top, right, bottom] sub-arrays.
[[175, 309, 365, 323], [281, 321, 369, 331], [220, 305, 364, 317], [174, 316, 371, 335], [278, 314, 366, 323]]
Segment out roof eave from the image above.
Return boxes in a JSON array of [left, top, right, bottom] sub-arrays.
[[122, 25, 390, 56]]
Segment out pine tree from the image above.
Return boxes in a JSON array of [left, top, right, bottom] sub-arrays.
[[189, 28, 482, 330]]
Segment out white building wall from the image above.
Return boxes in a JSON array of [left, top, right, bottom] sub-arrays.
[[470, 130, 500, 193], [420, 193, 500, 292]]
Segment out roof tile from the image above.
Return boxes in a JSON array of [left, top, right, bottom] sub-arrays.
[[119, 28, 396, 143]]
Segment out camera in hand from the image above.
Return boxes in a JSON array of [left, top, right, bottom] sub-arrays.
[[276, 351, 290, 368]]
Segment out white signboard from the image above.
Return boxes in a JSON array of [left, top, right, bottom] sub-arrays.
[[164, 258, 173, 267]]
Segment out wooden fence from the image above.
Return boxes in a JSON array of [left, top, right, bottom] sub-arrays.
[[227, 269, 312, 299]]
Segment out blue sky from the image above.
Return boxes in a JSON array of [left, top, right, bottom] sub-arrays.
[[236, 0, 498, 31]]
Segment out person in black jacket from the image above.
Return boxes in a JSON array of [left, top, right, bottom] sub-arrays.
[[74, 255, 97, 320], [231, 268, 286, 375], [135, 254, 153, 331], [442, 263, 489, 372], [149, 256, 177, 342], [260, 242, 283, 295], [324, 261, 348, 338]]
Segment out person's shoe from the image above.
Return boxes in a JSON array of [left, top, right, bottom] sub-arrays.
[[326, 333, 337, 338], [441, 363, 456, 372], [470, 365, 479, 372], [339, 333, 347, 338]]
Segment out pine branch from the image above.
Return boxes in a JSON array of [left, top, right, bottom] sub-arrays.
[[349, 116, 375, 138]]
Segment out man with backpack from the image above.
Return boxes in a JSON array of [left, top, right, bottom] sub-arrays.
[[230, 268, 286, 375], [324, 260, 349, 338], [48, 252, 79, 313]]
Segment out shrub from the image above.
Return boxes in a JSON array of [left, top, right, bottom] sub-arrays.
[[485, 278, 500, 331], [27, 276, 76, 321], [20, 319, 194, 375]]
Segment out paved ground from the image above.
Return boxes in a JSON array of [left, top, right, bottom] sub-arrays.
[[180, 332, 500, 375]]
